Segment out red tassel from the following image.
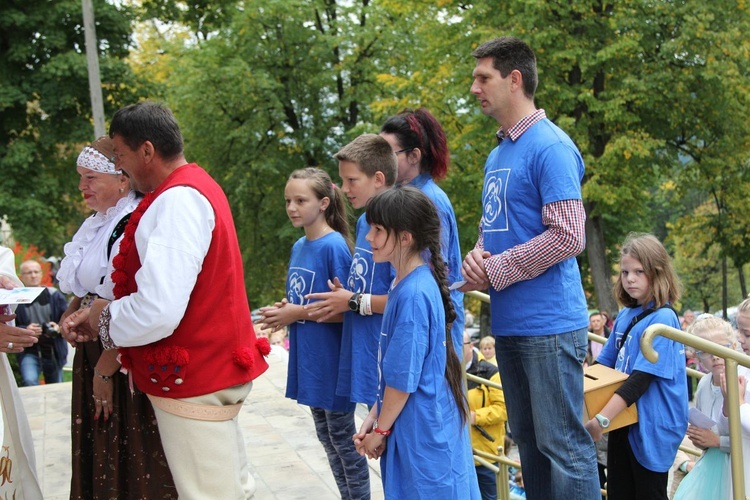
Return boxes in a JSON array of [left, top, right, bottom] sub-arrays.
[[233, 346, 255, 369], [256, 337, 271, 356], [112, 253, 126, 269], [144, 346, 190, 366]]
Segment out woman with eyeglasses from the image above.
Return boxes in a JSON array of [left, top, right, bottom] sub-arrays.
[[379, 108, 465, 357]]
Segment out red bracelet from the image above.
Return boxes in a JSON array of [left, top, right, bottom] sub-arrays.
[[373, 420, 391, 436]]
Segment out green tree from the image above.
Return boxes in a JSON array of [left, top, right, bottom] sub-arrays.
[[425, 0, 750, 316], [637, 0, 750, 314], [0, 0, 152, 254], [139, 0, 411, 306]]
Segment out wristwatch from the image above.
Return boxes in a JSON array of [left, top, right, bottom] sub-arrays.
[[373, 420, 391, 437], [348, 293, 361, 312], [595, 413, 610, 429]]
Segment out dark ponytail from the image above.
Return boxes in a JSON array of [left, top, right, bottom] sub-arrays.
[[380, 108, 450, 181]]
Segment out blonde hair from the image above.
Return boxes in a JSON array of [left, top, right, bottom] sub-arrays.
[[687, 315, 735, 344], [738, 296, 750, 316], [479, 336, 495, 349], [613, 233, 682, 308]]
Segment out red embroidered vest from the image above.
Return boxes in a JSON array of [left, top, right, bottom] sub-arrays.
[[114, 164, 269, 398]]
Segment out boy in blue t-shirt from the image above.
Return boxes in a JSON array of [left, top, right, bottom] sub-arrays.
[[305, 134, 398, 405]]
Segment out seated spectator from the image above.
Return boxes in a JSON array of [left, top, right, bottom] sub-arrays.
[[675, 313, 749, 499]]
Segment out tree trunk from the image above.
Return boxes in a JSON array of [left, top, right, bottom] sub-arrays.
[[738, 264, 747, 300], [584, 206, 618, 317]]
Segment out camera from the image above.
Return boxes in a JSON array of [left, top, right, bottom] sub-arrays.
[[41, 322, 59, 338]]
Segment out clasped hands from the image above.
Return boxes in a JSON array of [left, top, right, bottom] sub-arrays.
[[353, 414, 386, 460], [61, 299, 109, 347], [259, 277, 349, 330]]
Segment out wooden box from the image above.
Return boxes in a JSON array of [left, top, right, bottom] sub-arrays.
[[583, 364, 638, 432]]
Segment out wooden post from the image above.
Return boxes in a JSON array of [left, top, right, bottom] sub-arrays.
[[82, 0, 106, 138]]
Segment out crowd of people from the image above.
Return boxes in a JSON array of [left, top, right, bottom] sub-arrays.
[[0, 34, 749, 500]]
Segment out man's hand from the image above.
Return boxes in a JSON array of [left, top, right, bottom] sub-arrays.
[[0, 276, 18, 290], [305, 278, 350, 322], [26, 322, 43, 335], [460, 249, 491, 291], [62, 308, 98, 344]]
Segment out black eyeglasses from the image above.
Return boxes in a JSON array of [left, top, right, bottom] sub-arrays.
[[394, 147, 415, 155]]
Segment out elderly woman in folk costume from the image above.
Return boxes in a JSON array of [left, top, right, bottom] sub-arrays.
[[57, 137, 176, 499]]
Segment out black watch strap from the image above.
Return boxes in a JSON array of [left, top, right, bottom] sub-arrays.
[[348, 293, 360, 312]]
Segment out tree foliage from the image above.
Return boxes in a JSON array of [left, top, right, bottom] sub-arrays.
[[0, 0, 154, 254], [3, 0, 750, 315], [138, 0, 416, 305]]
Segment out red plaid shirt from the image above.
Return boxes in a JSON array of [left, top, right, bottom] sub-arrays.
[[477, 109, 586, 291]]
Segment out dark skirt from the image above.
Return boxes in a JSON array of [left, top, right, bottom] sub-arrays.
[[69, 340, 177, 499]]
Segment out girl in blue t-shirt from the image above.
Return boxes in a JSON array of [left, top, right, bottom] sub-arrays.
[[353, 186, 480, 499], [588, 233, 687, 500], [259, 167, 370, 499]]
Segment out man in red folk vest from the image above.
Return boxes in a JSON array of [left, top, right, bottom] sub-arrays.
[[63, 101, 269, 500]]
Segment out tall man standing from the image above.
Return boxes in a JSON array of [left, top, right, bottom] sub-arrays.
[[461, 37, 600, 499], [63, 101, 269, 500]]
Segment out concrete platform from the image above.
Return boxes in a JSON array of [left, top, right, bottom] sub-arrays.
[[19, 353, 384, 499]]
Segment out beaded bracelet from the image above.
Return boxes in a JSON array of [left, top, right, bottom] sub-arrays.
[[94, 367, 113, 383]]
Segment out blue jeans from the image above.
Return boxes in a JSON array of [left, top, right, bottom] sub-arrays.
[[18, 352, 63, 386], [311, 407, 370, 499], [475, 464, 498, 500], [495, 329, 599, 500]]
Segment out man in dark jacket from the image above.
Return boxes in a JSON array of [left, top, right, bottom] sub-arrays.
[[15, 260, 68, 386]]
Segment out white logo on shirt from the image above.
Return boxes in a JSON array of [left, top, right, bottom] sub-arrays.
[[348, 249, 371, 293], [287, 267, 316, 324], [483, 168, 510, 232]]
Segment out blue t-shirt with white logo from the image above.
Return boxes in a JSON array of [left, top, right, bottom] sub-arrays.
[[285, 232, 354, 412], [596, 304, 688, 472], [481, 118, 588, 336]]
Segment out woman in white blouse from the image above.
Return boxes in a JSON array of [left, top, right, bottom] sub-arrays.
[[57, 137, 176, 498]]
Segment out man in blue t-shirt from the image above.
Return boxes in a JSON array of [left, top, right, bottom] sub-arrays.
[[461, 36, 600, 499]]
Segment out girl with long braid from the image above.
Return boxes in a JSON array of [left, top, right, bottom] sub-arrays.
[[353, 186, 479, 499]]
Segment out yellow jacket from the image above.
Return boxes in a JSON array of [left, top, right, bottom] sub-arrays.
[[467, 356, 507, 461]]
